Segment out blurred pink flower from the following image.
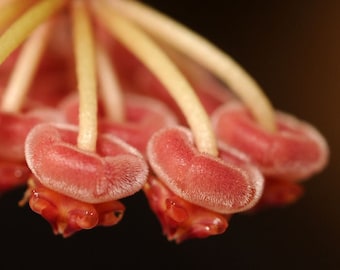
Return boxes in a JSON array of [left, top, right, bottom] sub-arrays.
[[0, 0, 329, 241]]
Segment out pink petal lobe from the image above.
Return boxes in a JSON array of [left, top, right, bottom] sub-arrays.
[[147, 126, 264, 214], [0, 108, 64, 162], [250, 177, 304, 212], [0, 113, 42, 162], [212, 101, 329, 180], [0, 161, 30, 193], [59, 93, 178, 154], [25, 123, 149, 203], [99, 94, 178, 153]]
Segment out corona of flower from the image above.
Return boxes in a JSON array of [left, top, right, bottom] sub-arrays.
[[0, 0, 329, 242]]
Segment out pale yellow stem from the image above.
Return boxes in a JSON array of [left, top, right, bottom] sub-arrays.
[[72, 0, 98, 152], [1, 21, 51, 112], [93, 2, 218, 156], [0, 0, 66, 65], [0, 0, 36, 31], [96, 43, 125, 122], [109, 0, 276, 132]]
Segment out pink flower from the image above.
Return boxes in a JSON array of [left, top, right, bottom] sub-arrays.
[[0, 0, 329, 241], [212, 101, 329, 209], [144, 126, 263, 242]]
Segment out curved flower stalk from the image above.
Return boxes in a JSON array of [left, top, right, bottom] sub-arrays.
[[110, 41, 234, 122], [107, 0, 276, 132], [0, 0, 329, 241]]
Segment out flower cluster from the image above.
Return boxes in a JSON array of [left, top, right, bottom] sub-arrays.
[[0, 0, 329, 243]]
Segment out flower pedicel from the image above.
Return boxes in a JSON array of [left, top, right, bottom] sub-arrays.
[[0, 0, 329, 242]]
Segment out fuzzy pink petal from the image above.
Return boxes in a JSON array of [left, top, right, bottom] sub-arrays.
[[99, 93, 178, 153], [0, 113, 42, 161], [212, 101, 329, 180], [25, 123, 149, 203], [147, 126, 264, 214], [0, 161, 30, 193], [251, 177, 304, 212], [0, 108, 64, 162]]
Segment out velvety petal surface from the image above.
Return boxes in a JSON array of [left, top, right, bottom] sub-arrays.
[[25, 123, 149, 203], [147, 126, 264, 214]]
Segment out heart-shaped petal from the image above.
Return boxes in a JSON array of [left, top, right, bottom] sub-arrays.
[[25, 123, 149, 203], [212, 101, 330, 180], [147, 126, 264, 214]]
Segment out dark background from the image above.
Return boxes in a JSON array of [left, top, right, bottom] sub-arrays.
[[1, 0, 339, 269]]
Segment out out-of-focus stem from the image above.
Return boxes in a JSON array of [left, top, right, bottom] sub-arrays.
[[0, 0, 66, 65], [0, 0, 36, 32], [110, 0, 277, 132], [96, 43, 125, 122], [94, 1, 218, 156], [1, 22, 51, 112]]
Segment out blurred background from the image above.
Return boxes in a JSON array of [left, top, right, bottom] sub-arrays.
[[1, 0, 339, 269]]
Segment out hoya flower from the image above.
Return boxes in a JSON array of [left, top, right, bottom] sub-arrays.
[[145, 126, 264, 243], [211, 101, 329, 210], [0, 0, 329, 241]]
